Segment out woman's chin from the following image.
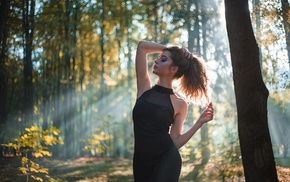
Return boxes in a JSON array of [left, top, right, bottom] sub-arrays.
[[152, 70, 158, 75]]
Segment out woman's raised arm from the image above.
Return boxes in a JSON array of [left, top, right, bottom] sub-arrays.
[[135, 41, 166, 98]]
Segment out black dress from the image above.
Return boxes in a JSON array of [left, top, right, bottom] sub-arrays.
[[132, 85, 182, 182]]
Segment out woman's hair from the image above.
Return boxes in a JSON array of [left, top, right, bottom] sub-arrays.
[[164, 46, 209, 105]]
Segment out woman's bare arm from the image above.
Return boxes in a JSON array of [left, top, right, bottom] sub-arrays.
[[135, 41, 166, 98], [170, 102, 214, 149]]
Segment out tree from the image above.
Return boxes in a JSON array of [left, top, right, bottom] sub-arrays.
[[62, 0, 78, 159], [280, 0, 290, 68], [225, 0, 278, 181], [22, 0, 35, 126], [0, 0, 10, 145]]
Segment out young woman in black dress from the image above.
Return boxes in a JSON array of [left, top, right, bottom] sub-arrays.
[[132, 40, 214, 182]]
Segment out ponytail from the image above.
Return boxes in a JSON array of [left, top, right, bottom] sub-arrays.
[[164, 46, 209, 105], [180, 55, 209, 105]]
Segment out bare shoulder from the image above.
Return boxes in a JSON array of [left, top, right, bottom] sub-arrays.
[[170, 94, 188, 116]]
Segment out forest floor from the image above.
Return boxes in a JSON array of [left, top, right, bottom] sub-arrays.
[[0, 156, 290, 182]]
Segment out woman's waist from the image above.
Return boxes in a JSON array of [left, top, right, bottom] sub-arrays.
[[134, 136, 177, 158], [134, 134, 174, 149]]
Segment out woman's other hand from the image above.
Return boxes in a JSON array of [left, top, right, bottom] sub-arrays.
[[197, 102, 214, 124]]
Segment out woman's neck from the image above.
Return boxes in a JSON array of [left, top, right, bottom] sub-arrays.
[[156, 79, 173, 89]]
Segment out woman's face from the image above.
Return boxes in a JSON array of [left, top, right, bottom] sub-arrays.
[[152, 51, 177, 77]]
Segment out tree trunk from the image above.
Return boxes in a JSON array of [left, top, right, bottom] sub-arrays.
[[42, 59, 50, 130], [153, 0, 159, 42], [100, 0, 106, 100], [200, 1, 210, 166], [193, 0, 200, 54], [0, 0, 10, 145], [63, 0, 75, 159], [123, 0, 133, 157], [22, 0, 35, 126], [225, 0, 278, 181], [280, 0, 290, 69], [78, 9, 86, 157], [187, 0, 194, 52]]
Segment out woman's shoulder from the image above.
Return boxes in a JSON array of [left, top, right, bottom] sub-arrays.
[[171, 94, 188, 112]]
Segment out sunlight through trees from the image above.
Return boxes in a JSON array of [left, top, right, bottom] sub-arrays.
[[0, 0, 289, 181]]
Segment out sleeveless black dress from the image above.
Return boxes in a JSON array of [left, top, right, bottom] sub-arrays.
[[132, 85, 182, 182]]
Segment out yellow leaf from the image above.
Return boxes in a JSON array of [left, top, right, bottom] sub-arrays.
[[33, 152, 43, 158]]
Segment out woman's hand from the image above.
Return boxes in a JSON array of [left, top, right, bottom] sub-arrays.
[[197, 102, 214, 124]]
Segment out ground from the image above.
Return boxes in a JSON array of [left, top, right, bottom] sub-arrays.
[[0, 156, 289, 181]]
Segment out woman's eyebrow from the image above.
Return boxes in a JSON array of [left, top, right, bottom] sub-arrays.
[[159, 54, 168, 59]]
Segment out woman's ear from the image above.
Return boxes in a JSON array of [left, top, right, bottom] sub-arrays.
[[171, 66, 178, 74]]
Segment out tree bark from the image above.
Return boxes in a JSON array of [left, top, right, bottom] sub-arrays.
[[22, 0, 35, 126], [225, 0, 278, 181], [0, 0, 10, 145]]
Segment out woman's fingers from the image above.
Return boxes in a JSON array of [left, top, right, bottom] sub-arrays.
[[206, 103, 214, 119]]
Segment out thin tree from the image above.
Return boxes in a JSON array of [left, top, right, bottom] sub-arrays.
[[280, 0, 290, 69], [63, 0, 77, 159], [225, 0, 278, 181], [99, 0, 106, 99], [22, 0, 35, 126], [123, 0, 133, 158]]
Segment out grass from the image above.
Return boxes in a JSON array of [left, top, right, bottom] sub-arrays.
[[275, 157, 290, 167], [0, 156, 289, 182], [44, 157, 134, 182]]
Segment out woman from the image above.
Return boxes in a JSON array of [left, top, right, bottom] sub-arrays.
[[132, 40, 214, 182]]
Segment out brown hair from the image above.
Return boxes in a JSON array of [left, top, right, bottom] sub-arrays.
[[164, 46, 209, 105]]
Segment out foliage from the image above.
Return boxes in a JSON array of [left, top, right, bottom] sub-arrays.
[[0, 0, 289, 179], [19, 157, 49, 182], [82, 115, 115, 157], [1, 125, 63, 181], [14, 125, 63, 158], [275, 157, 290, 167], [252, 0, 290, 89], [82, 130, 113, 157], [211, 128, 243, 180]]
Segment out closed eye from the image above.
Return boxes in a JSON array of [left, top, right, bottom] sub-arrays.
[[158, 54, 168, 62]]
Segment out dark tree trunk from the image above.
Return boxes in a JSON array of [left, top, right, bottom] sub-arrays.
[[22, 0, 35, 126], [225, 0, 278, 181], [100, 0, 106, 99], [0, 0, 10, 145]]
